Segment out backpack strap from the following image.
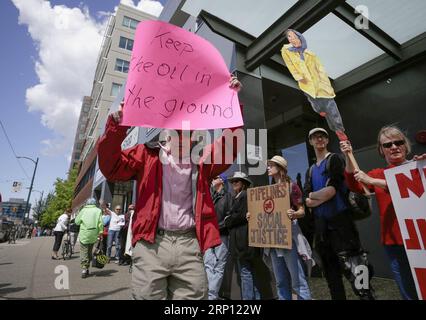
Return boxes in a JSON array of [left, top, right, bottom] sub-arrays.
[[308, 153, 334, 186]]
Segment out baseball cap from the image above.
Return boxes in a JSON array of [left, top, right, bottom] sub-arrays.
[[308, 128, 329, 139]]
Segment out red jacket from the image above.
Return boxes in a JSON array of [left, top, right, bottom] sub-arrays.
[[344, 166, 403, 246], [97, 116, 239, 253]]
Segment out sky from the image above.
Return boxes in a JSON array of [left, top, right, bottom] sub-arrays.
[[0, 0, 167, 212]]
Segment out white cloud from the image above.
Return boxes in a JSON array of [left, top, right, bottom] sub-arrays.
[[120, 0, 164, 17], [11, 0, 106, 156]]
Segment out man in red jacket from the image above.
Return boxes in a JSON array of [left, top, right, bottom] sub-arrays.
[[97, 76, 242, 300]]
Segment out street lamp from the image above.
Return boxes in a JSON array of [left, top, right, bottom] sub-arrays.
[[17, 156, 39, 225]]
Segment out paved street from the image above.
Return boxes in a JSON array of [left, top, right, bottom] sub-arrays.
[[1, 236, 401, 300], [0, 236, 132, 300]]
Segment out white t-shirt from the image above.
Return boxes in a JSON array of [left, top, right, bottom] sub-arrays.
[[54, 213, 69, 232], [109, 211, 125, 231]]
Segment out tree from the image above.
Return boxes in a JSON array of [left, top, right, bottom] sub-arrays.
[[41, 168, 78, 228], [33, 191, 54, 223]]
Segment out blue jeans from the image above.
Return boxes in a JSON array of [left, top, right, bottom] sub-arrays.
[[384, 245, 418, 300], [204, 235, 230, 300], [270, 242, 312, 300], [107, 230, 121, 258], [237, 260, 261, 300]]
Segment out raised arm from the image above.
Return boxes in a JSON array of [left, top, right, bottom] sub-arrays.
[[97, 103, 145, 181], [340, 140, 386, 193]]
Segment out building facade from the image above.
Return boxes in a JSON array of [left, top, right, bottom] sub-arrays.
[[71, 4, 157, 211], [157, 0, 426, 279], [0, 198, 29, 223], [69, 96, 92, 171]]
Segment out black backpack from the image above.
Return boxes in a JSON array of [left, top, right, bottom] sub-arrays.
[[308, 153, 372, 221], [69, 219, 80, 233]]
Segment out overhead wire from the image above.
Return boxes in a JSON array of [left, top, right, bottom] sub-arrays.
[[0, 119, 31, 179]]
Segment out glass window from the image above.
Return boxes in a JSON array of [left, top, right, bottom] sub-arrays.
[[115, 58, 129, 73], [347, 0, 426, 44], [122, 16, 140, 30], [303, 13, 384, 78], [281, 143, 309, 183], [119, 36, 134, 51], [130, 19, 139, 30], [110, 82, 123, 97], [122, 16, 130, 28], [182, 0, 298, 37]]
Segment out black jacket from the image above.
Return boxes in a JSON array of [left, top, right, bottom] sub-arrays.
[[224, 191, 259, 260], [211, 187, 229, 235]]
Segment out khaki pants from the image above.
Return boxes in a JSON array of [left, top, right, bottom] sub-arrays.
[[80, 242, 95, 270], [132, 229, 208, 300]]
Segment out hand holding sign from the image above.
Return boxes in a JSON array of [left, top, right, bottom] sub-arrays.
[[112, 101, 124, 124], [413, 153, 426, 161], [122, 20, 244, 130], [229, 75, 242, 92]]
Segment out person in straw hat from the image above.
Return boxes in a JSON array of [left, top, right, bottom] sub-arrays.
[[248, 156, 313, 300]]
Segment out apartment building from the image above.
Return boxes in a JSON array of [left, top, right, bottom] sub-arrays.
[[69, 96, 91, 171], [72, 4, 157, 211]]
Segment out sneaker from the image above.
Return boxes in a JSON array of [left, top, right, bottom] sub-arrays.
[[81, 269, 89, 278]]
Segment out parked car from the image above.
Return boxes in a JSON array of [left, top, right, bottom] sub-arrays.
[[0, 220, 14, 242]]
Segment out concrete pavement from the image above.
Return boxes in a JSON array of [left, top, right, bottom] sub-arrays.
[[0, 236, 132, 300]]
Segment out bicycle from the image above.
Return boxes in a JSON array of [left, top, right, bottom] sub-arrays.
[[8, 228, 16, 244], [61, 229, 73, 260]]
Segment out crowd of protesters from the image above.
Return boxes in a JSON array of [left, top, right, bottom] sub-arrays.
[[44, 68, 426, 300]]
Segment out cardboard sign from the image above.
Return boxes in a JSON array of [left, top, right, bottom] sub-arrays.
[[247, 183, 292, 249], [122, 20, 243, 130], [384, 160, 426, 300]]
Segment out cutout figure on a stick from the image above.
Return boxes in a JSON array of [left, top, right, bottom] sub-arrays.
[[281, 29, 347, 141], [282, 29, 370, 194]]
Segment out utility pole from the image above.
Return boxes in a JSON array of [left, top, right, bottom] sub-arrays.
[[18, 156, 39, 225]]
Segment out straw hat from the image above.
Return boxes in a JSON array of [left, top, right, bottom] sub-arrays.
[[267, 155, 288, 170]]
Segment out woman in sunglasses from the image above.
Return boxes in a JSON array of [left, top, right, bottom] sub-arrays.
[[340, 125, 426, 300]]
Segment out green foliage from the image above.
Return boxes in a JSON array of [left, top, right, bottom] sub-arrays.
[[40, 167, 78, 228], [32, 191, 54, 222]]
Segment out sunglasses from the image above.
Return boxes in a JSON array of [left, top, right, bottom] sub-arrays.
[[381, 140, 405, 149]]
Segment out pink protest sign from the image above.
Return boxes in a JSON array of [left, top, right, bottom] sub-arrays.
[[121, 20, 243, 130]]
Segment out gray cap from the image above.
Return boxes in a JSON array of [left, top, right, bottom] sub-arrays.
[[308, 128, 329, 139]]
